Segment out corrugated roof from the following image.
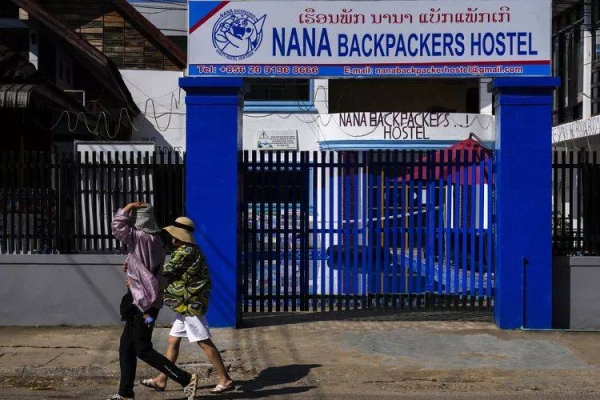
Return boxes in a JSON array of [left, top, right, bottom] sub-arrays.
[[0, 83, 35, 108], [10, 0, 139, 115]]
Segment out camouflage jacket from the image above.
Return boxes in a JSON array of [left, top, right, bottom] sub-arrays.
[[162, 244, 211, 316]]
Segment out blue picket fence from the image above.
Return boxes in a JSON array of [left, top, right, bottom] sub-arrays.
[[241, 149, 494, 312]]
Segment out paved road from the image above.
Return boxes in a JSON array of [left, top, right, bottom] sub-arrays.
[[2, 316, 600, 399]]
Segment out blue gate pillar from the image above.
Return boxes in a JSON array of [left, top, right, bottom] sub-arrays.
[[179, 77, 244, 328], [489, 77, 560, 329]]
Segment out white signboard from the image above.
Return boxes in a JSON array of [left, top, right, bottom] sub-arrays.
[[319, 112, 494, 147], [188, 0, 551, 78], [257, 129, 299, 150], [552, 115, 600, 144]]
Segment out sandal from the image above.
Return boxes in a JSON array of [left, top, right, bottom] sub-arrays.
[[139, 378, 166, 392], [209, 382, 235, 394], [183, 373, 198, 400]]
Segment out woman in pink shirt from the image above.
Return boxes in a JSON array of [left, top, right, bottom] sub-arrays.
[[107, 202, 198, 400]]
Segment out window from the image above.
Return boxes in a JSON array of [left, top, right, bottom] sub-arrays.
[[552, 34, 559, 121], [552, 4, 584, 123], [593, 1, 600, 62], [55, 51, 73, 90], [592, 0, 600, 117], [328, 78, 478, 113], [243, 78, 316, 113]]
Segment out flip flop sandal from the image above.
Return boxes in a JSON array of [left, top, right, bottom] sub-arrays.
[[209, 383, 235, 394], [139, 378, 166, 392]]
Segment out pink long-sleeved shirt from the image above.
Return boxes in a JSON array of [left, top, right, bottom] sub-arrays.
[[111, 209, 165, 312]]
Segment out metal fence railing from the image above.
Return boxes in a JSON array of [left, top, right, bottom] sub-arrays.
[[0, 151, 185, 254], [553, 149, 600, 256], [240, 150, 494, 313]]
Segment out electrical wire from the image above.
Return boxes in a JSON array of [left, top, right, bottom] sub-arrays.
[[38, 86, 184, 139], [39, 81, 497, 145]]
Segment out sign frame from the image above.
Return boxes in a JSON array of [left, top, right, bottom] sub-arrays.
[[188, 0, 552, 78]]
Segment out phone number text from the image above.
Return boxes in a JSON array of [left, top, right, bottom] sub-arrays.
[[196, 65, 320, 76]]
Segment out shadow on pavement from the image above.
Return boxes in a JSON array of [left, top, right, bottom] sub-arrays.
[[168, 364, 321, 399]]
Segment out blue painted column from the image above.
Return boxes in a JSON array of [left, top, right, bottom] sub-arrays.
[[179, 77, 244, 328], [489, 77, 560, 329]]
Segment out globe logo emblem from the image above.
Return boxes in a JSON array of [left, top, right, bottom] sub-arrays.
[[212, 10, 267, 61]]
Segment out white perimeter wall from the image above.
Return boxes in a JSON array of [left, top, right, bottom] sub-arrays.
[[120, 69, 186, 154], [118, 73, 491, 153]]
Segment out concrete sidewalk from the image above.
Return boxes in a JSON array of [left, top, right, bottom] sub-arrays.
[[1, 318, 600, 398]]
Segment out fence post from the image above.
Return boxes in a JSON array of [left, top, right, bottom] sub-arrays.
[[489, 77, 560, 329], [180, 77, 244, 328]]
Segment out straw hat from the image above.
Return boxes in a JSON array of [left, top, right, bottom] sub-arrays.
[[163, 217, 196, 244], [132, 205, 161, 234]]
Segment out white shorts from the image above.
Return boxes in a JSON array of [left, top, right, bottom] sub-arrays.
[[169, 314, 212, 343]]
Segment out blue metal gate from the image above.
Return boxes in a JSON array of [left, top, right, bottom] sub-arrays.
[[240, 148, 494, 313]]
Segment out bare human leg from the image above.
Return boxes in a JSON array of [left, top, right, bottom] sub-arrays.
[[197, 339, 233, 387]]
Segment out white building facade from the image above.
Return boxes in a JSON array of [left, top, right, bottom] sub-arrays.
[[130, 1, 496, 153], [552, 0, 600, 149]]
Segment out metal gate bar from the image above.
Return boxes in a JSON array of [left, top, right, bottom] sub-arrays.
[[241, 150, 495, 313]]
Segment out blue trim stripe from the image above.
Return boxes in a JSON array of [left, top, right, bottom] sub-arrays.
[[319, 140, 495, 151], [189, 63, 551, 78], [189, 1, 227, 33], [243, 104, 318, 113]]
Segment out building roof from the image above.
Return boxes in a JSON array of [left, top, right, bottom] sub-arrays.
[[111, 0, 186, 69], [10, 0, 140, 115]]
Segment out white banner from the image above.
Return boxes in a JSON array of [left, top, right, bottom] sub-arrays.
[[188, 0, 551, 78], [319, 112, 494, 147], [552, 116, 600, 144]]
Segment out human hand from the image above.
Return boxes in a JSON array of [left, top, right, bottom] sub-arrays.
[[125, 278, 130, 288], [124, 202, 147, 212], [122, 262, 128, 273], [143, 314, 155, 326]]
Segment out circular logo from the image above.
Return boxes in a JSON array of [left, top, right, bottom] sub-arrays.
[[212, 10, 267, 61]]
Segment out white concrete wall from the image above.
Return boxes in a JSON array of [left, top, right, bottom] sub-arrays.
[[244, 79, 492, 151], [479, 78, 493, 115], [119, 74, 492, 153], [243, 78, 328, 151], [131, 1, 186, 37], [0, 255, 176, 326], [120, 69, 186, 154], [120, 71, 329, 153]]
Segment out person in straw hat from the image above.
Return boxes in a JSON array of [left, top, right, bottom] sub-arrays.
[[108, 203, 198, 400], [139, 216, 234, 395]]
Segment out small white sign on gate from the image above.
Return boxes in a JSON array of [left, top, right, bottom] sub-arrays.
[[257, 130, 299, 150]]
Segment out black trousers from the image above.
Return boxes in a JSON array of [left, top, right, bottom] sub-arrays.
[[118, 293, 191, 398]]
